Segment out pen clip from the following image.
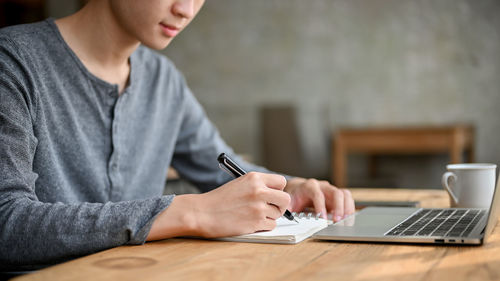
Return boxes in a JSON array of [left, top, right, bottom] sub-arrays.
[[217, 153, 246, 178], [219, 162, 239, 178]]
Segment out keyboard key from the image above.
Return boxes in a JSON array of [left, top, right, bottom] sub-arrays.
[[386, 208, 487, 238], [452, 210, 486, 237]]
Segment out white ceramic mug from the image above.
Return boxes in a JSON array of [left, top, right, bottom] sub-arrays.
[[441, 163, 497, 208]]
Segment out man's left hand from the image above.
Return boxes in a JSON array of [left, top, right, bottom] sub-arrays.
[[284, 177, 355, 222]]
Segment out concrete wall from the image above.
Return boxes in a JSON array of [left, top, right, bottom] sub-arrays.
[[163, 0, 500, 188]]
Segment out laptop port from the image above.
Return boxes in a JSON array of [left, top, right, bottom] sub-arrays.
[[449, 239, 455, 242], [434, 239, 445, 243]]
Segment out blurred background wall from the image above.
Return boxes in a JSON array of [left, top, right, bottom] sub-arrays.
[[5, 0, 500, 188], [162, 0, 500, 188]]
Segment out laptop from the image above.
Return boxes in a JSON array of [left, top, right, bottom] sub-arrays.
[[313, 174, 500, 245]]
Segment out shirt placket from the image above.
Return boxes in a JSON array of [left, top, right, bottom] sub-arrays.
[[108, 87, 126, 201]]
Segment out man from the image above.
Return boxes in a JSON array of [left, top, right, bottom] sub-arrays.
[[0, 0, 354, 271]]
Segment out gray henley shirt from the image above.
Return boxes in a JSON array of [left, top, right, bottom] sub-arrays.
[[0, 19, 270, 271]]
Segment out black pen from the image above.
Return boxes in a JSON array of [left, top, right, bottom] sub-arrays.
[[217, 153, 299, 223]]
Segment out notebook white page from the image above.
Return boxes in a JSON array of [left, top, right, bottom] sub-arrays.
[[218, 216, 329, 244]]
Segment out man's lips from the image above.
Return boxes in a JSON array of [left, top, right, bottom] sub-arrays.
[[160, 23, 181, 37]]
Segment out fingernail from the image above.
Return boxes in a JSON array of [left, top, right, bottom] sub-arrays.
[[334, 215, 342, 222], [322, 211, 327, 219]]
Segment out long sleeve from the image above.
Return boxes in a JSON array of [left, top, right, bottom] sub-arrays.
[[0, 39, 172, 271], [170, 78, 276, 192]]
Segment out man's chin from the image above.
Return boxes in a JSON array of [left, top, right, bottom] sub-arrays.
[[142, 38, 174, 50]]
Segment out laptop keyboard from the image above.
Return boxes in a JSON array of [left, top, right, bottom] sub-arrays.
[[385, 209, 487, 237]]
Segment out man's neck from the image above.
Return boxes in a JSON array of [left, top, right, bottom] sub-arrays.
[[55, 1, 139, 93]]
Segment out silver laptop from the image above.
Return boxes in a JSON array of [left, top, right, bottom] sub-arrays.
[[313, 175, 500, 245]]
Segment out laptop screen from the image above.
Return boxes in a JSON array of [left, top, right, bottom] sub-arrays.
[[484, 174, 500, 242]]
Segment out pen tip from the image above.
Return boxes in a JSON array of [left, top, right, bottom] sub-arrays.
[[294, 218, 299, 223]]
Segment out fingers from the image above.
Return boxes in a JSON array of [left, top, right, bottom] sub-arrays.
[[242, 172, 291, 215], [262, 202, 283, 220], [309, 181, 328, 219], [343, 189, 355, 217], [263, 190, 291, 215], [258, 218, 277, 232], [289, 178, 355, 222], [246, 172, 287, 191], [321, 183, 355, 222], [255, 184, 291, 216], [249, 202, 281, 232], [301, 179, 327, 219]]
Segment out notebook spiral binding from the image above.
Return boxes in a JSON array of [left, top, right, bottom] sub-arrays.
[[291, 212, 322, 220]]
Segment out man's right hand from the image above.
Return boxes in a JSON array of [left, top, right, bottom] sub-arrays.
[[146, 172, 289, 241]]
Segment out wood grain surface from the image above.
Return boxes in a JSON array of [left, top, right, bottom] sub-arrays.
[[13, 188, 500, 281]]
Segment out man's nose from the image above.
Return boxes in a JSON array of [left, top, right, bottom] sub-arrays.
[[172, 0, 195, 19]]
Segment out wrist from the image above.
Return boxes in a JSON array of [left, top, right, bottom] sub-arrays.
[[173, 194, 201, 236], [146, 194, 201, 241]]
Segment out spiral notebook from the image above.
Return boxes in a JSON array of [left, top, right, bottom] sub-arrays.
[[218, 213, 329, 244]]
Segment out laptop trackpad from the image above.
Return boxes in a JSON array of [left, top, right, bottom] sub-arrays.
[[320, 207, 419, 237]]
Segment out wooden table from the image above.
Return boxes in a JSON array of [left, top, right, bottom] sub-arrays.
[[14, 188, 500, 281], [332, 125, 475, 187]]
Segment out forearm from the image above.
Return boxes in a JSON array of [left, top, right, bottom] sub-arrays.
[[0, 195, 173, 271]]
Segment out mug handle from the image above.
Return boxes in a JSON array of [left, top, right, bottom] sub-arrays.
[[442, 172, 459, 205]]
